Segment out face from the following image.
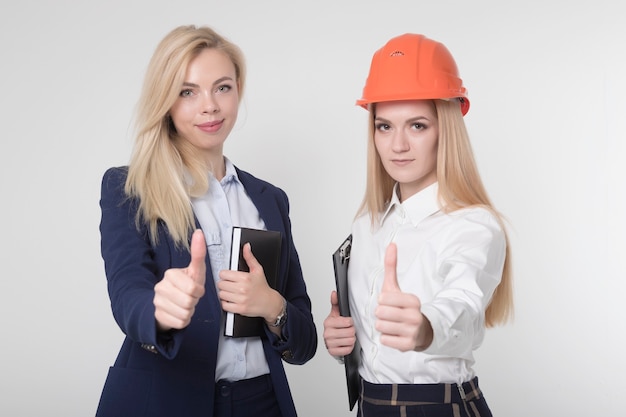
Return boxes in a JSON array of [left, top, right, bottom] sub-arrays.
[[374, 100, 439, 201], [169, 48, 239, 165]]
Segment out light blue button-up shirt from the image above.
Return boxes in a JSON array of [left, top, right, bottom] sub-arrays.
[[191, 157, 270, 382]]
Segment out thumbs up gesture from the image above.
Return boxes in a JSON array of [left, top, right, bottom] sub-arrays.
[[375, 242, 433, 352], [154, 229, 207, 331]]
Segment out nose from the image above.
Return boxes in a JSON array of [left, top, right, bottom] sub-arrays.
[[390, 131, 409, 153], [201, 91, 220, 114]]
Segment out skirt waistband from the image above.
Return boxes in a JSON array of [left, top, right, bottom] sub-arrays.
[[361, 376, 483, 406]]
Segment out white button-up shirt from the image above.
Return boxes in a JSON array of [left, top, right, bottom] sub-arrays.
[[349, 182, 506, 384]]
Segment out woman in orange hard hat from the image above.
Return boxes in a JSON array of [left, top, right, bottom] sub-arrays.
[[323, 33, 513, 417]]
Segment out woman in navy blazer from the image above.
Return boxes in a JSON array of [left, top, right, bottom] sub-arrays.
[[96, 25, 316, 417]]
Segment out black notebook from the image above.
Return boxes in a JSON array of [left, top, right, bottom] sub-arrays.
[[224, 227, 282, 338], [332, 234, 361, 411]]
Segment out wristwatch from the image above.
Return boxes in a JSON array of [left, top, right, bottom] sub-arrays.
[[267, 297, 287, 327]]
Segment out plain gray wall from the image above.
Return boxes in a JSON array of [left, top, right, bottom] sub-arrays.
[[1, 0, 624, 415]]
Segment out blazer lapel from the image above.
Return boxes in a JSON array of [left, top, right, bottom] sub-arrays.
[[236, 168, 283, 233]]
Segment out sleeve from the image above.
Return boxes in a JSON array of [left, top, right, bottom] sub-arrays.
[[420, 209, 506, 357], [99, 167, 184, 358], [263, 187, 318, 365]]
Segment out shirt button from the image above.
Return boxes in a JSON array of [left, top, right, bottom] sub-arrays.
[[220, 385, 231, 397]]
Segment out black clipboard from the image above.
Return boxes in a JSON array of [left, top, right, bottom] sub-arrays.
[[332, 234, 361, 411]]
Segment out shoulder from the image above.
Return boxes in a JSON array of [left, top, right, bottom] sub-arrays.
[[100, 166, 132, 208], [449, 206, 503, 230], [235, 166, 276, 188], [441, 206, 506, 249], [351, 210, 379, 245], [101, 166, 129, 189], [352, 210, 373, 230], [235, 166, 288, 200]]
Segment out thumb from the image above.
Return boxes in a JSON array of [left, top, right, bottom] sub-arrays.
[[187, 229, 207, 284], [330, 290, 341, 316], [241, 242, 262, 272], [382, 242, 400, 293]]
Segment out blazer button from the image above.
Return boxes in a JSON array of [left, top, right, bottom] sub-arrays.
[[281, 350, 293, 361], [141, 343, 158, 354]]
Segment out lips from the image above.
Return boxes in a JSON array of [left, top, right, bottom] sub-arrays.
[[391, 159, 413, 166], [196, 120, 224, 133]]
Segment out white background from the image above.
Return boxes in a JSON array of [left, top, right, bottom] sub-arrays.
[[1, 1, 624, 416]]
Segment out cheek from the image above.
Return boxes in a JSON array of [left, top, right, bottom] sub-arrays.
[[426, 137, 438, 158], [430, 142, 439, 159], [373, 136, 385, 155], [169, 104, 194, 129], [169, 104, 183, 125]]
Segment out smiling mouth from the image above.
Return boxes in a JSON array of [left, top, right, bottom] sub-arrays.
[[198, 120, 222, 127], [197, 120, 224, 132]]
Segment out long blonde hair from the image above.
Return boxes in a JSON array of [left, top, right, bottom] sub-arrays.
[[125, 25, 246, 249], [357, 99, 513, 326]]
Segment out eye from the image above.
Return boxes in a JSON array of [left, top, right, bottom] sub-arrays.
[[411, 122, 427, 130], [216, 84, 232, 93], [179, 89, 195, 98], [375, 123, 391, 132]]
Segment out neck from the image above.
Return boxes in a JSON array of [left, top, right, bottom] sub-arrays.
[[208, 156, 226, 180], [200, 148, 225, 180]]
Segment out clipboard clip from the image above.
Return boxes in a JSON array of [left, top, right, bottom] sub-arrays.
[[339, 238, 351, 264]]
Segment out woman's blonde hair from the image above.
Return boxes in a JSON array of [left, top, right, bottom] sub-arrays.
[[125, 25, 246, 249], [357, 99, 513, 326]]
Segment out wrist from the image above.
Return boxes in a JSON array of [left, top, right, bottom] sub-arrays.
[[265, 295, 287, 327], [414, 316, 434, 351]]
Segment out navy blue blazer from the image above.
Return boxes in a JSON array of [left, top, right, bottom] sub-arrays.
[[96, 166, 317, 417]]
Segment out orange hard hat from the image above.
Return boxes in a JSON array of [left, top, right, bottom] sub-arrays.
[[356, 33, 470, 115]]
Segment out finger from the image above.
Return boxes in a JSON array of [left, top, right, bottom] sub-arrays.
[[381, 242, 400, 293], [323, 315, 354, 333], [157, 274, 204, 307], [323, 317, 356, 356], [154, 281, 196, 330], [326, 339, 356, 357], [187, 229, 207, 284], [154, 299, 193, 329]]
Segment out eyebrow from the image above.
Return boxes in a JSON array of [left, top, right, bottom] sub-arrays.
[[375, 115, 432, 123], [181, 76, 235, 89]]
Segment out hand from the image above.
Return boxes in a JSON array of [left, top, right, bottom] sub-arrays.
[[218, 242, 282, 323], [154, 229, 207, 331], [375, 242, 433, 352], [323, 291, 356, 357]]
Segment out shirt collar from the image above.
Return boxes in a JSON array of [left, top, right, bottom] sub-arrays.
[[220, 157, 240, 187], [380, 182, 441, 227], [183, 157, 241, 188]]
